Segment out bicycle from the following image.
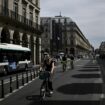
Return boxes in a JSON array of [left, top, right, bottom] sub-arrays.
[[61, 61, 67, 72], [39, 70, 51, 100]]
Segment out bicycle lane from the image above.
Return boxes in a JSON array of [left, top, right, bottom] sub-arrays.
[[0, 59, 70, 105], [0, 59, 94, 105]]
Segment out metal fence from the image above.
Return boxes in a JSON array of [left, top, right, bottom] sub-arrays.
[[0, 66, 40, 99], [0, 5, 42, 33]]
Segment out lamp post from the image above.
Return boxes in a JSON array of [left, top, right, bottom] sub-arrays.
[[57, 36, 60, 53]]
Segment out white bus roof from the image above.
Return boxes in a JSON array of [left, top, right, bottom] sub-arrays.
[[0, 43, 30, 52]]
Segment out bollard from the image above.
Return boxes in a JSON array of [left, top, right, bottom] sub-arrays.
[[36, 69, 38, 77], [16, 74, 19, 89], [33, 69, 35, 78], [26, 71, 28, 83], [1, 80, 4, 98], [22, 72, 24, 86], [37, 69, 40, 76], [10, 76, 13, 93]]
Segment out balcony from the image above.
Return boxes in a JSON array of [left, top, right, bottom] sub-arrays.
[[0, 5, 42, 35]]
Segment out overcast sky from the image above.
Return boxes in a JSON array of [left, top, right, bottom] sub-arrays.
[[40, 0, 105, 49]]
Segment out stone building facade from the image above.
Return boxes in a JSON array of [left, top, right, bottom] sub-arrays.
[[41, 15, 92, 57], [0, 0, 42, 64], [40, 17, 52, 54]]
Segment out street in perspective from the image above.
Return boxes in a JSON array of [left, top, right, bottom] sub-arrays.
[[0, 0, 105, 105], [0, 57, 105, 105]]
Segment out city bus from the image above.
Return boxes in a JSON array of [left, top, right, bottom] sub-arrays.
[[0, 43, 33, 75]]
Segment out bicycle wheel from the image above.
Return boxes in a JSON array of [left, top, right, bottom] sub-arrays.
[[62, 65, 64, 72], [71, 61, 74, 69], [63, 63, 66, 72]]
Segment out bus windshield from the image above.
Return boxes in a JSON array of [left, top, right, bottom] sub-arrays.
[[0, 43, 31, 63]]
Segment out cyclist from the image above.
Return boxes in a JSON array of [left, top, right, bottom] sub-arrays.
[[40, 53, 55, 95], [70, 54, 74, 69], [61, 54, 67, 72]]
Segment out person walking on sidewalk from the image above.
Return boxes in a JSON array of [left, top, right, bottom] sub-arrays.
[[69, 54, 74, 69]]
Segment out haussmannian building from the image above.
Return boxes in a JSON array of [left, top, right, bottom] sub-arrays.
[[40, 17, 52, 54], [0, 0, 42, 64], [41, 15, 93, 57]]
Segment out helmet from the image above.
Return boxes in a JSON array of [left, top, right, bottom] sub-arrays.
[[44, 52, 49, 55]]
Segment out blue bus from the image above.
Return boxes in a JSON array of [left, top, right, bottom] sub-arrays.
[[0, 43, 32, 75]]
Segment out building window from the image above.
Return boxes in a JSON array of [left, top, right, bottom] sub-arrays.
[[14, 3, 18, 13], [36, 0, 38, 6], [22, 5, 26, 17], [36, 15, 38, 24], [29, 12, 33, 20], [13, 2, 18, 19], [29, 0, 32, 2], [22, 5, 26, 23], [2, 0, 8, 7], [35, 10, 39, 24], [14, 0, 19, 2], [45, 34, 48, 38], [2, 0, 8, 16], [29, 11, 33, 26]]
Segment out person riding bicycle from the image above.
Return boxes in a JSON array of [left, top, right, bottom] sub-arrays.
[[40, 53, 55, 95], [61, 54, 67, 72]]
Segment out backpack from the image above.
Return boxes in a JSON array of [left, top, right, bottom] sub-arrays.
[[70, 56, 74, 60], [62, 56, 67, 61]]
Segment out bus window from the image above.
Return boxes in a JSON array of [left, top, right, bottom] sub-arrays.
[[0, 53, 3, 62], [0, 43, 31, 75], [3, 55, 8, 62]]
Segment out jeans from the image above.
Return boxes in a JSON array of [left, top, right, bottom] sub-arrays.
[[41, 73, 53, 91]]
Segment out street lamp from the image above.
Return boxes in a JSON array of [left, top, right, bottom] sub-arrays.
[[57, 36, 60, 53]]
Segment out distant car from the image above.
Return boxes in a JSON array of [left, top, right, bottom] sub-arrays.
[[77, 55, 83, 58]]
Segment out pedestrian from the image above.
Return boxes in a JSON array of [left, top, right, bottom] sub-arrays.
[[40, 53, 55, 94], [61, 54, 67, 72], [92, 53, 96, 63], [69, 54, 74, 69]]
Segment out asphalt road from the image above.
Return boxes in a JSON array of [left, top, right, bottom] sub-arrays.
[[0, 58, 104, 105], [97, 57, 105, 105]]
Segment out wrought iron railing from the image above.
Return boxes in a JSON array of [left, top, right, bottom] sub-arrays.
[[0, 5, 42, 34]]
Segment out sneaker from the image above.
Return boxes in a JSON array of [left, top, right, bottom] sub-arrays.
[[41, 88, 45, 91], [50, 91, 53, 94]]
